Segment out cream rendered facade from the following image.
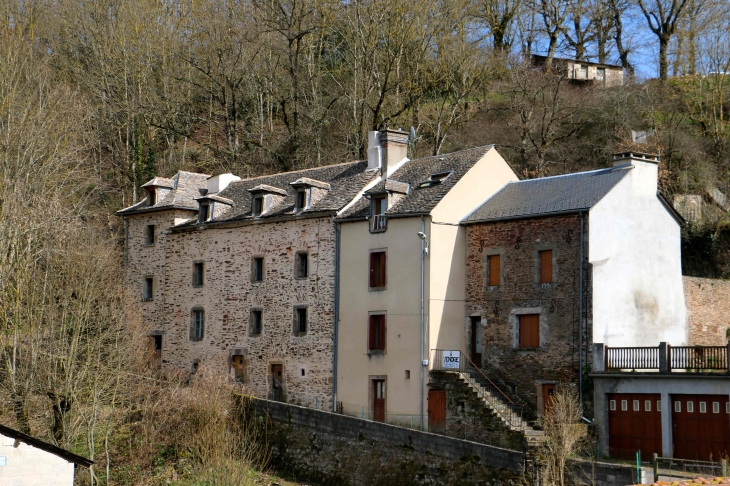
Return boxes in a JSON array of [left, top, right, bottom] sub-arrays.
[[336, 148, 517, 428]]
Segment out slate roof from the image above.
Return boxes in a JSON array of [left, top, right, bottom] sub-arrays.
[[462, 166, 632, 223], [0, 423, 93, 467], [340, 146, 494, 219], [174, 160, 375, 228], [117, 171, 211, 215]]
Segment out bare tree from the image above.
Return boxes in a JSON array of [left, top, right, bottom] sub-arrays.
[[635, 0, 692, 81]]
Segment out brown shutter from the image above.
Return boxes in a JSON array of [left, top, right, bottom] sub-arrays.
[[369, 315, 376, 350], [519, 314, 540, 348], [370, 253, 377, 287], [488, 255, 501, 286], [380, 315, 386, 350], [540, 250, 553, 283], [380, 252, 386, 287]]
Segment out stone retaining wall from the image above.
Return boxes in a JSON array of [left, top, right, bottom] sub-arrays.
[[684, 276, 730, 346]]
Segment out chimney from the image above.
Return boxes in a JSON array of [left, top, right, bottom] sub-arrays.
[[367, 131, 381, 171], [207, 173, 241, 194], [379, 129, 409, 178], [612, 151, 660, 196]]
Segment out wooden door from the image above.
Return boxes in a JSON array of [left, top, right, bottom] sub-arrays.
[[470, 317, 482, 367], [608, 393, 662, 460], [270, 364, 284, 401], [672, 395, 730, 460], [428, 389, 446, 432], [232, 355, 246, 383], [373, 380, 385, 422], [543, 384, 556, 414]]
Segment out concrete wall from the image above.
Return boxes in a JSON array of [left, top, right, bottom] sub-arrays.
[[684, 276, 730, 346], [590, 161, 686, 347], [0, 434, 75, 485], [592, 374, 730, 457]]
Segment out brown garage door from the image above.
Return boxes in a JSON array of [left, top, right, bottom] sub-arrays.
[[672, 395, 730, 460], [608, 393, 662, 460]]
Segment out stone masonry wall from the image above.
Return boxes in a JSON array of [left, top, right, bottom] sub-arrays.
[[465, 214, 591, 415], [684, 276, 730, 346], [162, 217, 335, 409]]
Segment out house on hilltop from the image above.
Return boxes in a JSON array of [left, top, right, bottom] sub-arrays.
[[531, 54, 625, 87]]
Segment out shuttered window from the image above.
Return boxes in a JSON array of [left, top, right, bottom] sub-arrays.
[[369, 314, 386, 351], [519, 314, 540, 348], [539, 250, 553, 283], [370, 251, 386, 288], [488, 254, 501, 286]]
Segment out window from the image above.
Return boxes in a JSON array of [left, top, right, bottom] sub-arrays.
[[369, 251, 386, 289], [191, 360, 200, 373], [609, 400, 616, 411], [633, 400, 640, 411], [143, 277, 154, 301], [417, 171, 453, 188], [296, 189, 308, 211], [621, 400, 628, 411], [145, 225, 155, 245], [405, 370, 410, 379], [597, 67, 606, 82], [578, 64, 588, 79], [252, 257, 264, 282], [146, 188, 156, 206], [700, 402, 707, 413], [645, 400, 651, 412], [675, 401, 682, 413], [687, 401, 694, 413], [539, 250, 553, 283], [296, 253, 308, 279], [193, 262, 204, 287], [231, 355, 246, 383], [198, 202, 212, 223], [190, 309, 204, 341], [714, 402, 720, 413], [250, 309, 263, 336], [657, 401, 662, 412], [369, 314, 386, 351], [371, 195, 387, 231], [487, 254, 501, 287], [253, 195, 264, 216], [294, 307, 308, 335], [518, 314, 540, 348]]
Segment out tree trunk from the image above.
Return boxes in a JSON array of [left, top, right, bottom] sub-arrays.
[[659, 35, 669, 80]]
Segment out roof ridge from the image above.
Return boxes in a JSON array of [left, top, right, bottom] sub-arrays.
[[231, 159, 366, 184], [508, 166, 630, 184]]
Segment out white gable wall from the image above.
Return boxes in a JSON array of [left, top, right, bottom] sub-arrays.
[[589, 161, 686, 347], [0, 433, 76, 485]]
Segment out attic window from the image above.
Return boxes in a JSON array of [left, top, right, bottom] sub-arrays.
[[146, 188, 156, 206], [295, 189, 308, 212], [198, 202, 212, 223], [417, 171, 453, 188], [253, 195, 264, 216]]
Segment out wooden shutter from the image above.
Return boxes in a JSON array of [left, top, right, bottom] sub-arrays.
[[540, 250, 553, 283], [488, 255, 501, 286], [369, 315, 377, 350], [519, 314, 540, 348], [370, 253, 377, 287], [370, 252, 386, 287], [379, 252, 386, 287]]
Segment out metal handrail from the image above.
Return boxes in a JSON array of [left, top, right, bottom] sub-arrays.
[[460, 352, 517, 406]]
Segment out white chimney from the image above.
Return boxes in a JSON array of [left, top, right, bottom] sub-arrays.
[[379, 129, 409, 178], [207, 173, 241, 194], [367, 131, 381, 171], [612, 152, 660, 197]]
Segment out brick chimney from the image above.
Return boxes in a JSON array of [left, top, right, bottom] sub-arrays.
[[379, 129, 409, 178], [612, 151, 660, 197]]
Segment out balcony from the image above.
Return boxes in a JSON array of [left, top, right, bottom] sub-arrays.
[[370, 214, 387, 232], [593, 342, 730, 374]]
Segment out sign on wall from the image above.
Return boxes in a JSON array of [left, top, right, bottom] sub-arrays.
[[442, 350, 461, 369]]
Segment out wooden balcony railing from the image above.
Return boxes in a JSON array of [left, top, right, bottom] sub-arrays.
[[594, 342, 730, 373]]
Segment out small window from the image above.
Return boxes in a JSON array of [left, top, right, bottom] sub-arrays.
[[191, 360, 200, 373], [296, 189, 308, 211], [405, 370, 410, 379], [145, 225, 155, 245], [657, 401, 662, 412], [369, 251, 386, 288], [714, 402, 720, 413], [518, 314, 540, 349], [294, 307, 308, 335], [143, 277, 154, 301], [621, 400, 628, 411], [198, 202, 212, 223], [231, 355, 246, 383], [296, 253, 308, 279], [675, 401, 681, 413], [687, 401, 694, 413], [146, 188, 156, 206], [369, 314, 386, 351], [250, 309, 263, 336], [252, 257, 264, 282], [253, 195, 264, 216], [190, 309, 205, 341], [539, 250, 553, 283], [371, 195, 387, 231], [193, 262, 204, 287], [609, 400, 616, 411], [645, 400, 651, 412], [578, 64, 588, 78], [700, 402, 707, 413], [417, 171, 452, 188], [487, 254, 501, 287], [633, 400, 640, 411], [301, 368, 306, 376]]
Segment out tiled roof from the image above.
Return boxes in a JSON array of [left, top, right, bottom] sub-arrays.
[[117, 171, 210, 215], [141, 176, 174, 188], [340, 146, 494, 219], [462, 166, 631, 223], [290, 177, 331, 190], [174, 160, 376, 227]]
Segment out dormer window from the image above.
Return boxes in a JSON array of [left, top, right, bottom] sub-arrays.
[[198, 202, 212, 223], [253, 195, 264, 216], [370, 194, 387, 232], [146, 188, 156, 206], [417, 171, 453, 188], [296, 189, 308, 212]]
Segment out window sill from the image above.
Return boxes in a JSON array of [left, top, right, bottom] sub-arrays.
[[486, 285, 501, 290], [294, 276, 309, 281], [369, 286, 387, 292], [515, 347, 540, 352], [192, 284, 204, 289], [369, 228, 387, 234], [190, 338, 204, 343], [249, 333, 262, 338], [367, 349, 385, 355], [141, 298, 154, 302], [293, 332, 308, 338], [144, 243, 156, 247]]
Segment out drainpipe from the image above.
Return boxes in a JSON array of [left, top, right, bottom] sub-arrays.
[[420, 216, 425, 430], [332, 218, 341, 412], [124, 217, 129, 268], [578, 212, 585, 405]]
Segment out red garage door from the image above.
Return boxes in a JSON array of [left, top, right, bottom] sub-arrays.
[[672, 395, 730, 460], [608, 393, 662, 460]]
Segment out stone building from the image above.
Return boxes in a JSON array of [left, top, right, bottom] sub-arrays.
[[531, 55, 625, 87], [460, 152, 686, 415]]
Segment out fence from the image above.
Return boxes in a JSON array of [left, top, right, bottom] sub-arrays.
[[596, 342, 730, 373]]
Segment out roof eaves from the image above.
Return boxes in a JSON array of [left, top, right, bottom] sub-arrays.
[[657, 191, 686, 227], [461, 208, 587, 225], [115, 205, 198, 217], [0, 424, 93, 467], [460, 179, 516, 224]]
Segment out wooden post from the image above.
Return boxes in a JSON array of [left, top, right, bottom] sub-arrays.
[[653, 453, 659, 483]]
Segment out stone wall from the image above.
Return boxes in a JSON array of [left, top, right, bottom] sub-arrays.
[[0, 433, 76, 485], [465, 214, 591, 415], [684, 276, 730, 346]]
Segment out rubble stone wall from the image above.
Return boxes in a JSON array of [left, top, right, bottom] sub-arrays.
[[684, 276, 730, 346]]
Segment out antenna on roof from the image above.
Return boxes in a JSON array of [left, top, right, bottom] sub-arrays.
[[408, 126, 420, 159]]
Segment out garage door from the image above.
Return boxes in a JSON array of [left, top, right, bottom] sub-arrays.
[[672, 395, 730, 460], [608, 393, 662, 460]]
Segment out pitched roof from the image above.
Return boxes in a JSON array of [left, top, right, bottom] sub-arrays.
[[462, 166, 631, 223], [174, 160, 375, 228], [117, 171, 211, 215], [340, 146, 494, 220], [0, 423, 93, 467], [141, 176, 174, 188]]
